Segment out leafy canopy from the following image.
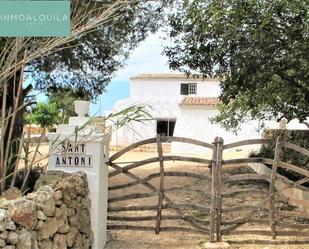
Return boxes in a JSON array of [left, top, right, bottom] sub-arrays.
[[165, 0, 309, 130], [1, 1, 172, 99], [47, 86, 91, 123], [27, 102, 59, 128], [29, 0, 171, 99]]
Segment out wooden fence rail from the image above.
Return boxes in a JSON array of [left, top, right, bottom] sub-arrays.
[[107, 135, 309, 243]]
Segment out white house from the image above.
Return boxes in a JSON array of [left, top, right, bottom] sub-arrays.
[[110, 73, 305, 153]]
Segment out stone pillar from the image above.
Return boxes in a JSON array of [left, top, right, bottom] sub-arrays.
[[47, 101, 110, 249]]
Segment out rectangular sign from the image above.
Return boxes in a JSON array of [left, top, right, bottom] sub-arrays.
[[55, 143, 92, 168], [0, 1, 70, 37], [55, 155, 92, 167], [59, 143, 86, 155]]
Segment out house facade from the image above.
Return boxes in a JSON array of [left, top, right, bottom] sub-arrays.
[[110, 73, 303, 153]]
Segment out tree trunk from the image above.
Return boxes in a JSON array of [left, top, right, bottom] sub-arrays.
[[2, 70, 25, 188]]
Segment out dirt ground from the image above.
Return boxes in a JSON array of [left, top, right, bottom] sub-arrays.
[[30, 144, 309, 248], [106, 150, 309, 249]]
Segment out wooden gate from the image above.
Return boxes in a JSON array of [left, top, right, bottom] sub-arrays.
[[107, 135, 309, 242], [219, 138, 309, 241]]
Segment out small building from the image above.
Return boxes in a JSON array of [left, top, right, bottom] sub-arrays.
[[109, 73, 301, 153]]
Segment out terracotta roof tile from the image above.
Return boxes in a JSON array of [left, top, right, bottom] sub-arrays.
[[180, 97, 220, 106]]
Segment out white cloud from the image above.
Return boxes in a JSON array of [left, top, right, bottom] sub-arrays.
[[113, 31, 173, 81], [91, 31, 176, 115]]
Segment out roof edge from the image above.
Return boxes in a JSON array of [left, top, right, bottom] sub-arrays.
[[179, 97, 220, 106], [130, 73, 218, 81]]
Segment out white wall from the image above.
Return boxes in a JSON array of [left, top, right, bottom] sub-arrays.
[[110, 97, 180, 146], [111, 120, 156, 145], [286, 118, 309, 130], [130, 78, 220, 101], [110, 102, 263, 152], [110, 75, 308, 150], [111, 76, 222, 146], [172, 106, 262, 154]]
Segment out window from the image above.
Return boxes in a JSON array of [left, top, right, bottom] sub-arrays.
[[156, 119, 176, 137], [189, 83, 197, 95], [180, 83, 197, 95], [180, 83, 188, 95]]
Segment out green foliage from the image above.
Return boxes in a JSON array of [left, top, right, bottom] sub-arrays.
[[107, 104, 153, 128], [18, 1, 172, 99], [0, 1, 174, 193], [24, 112, 34, 125], [250, 129, 309, 183], [107, 104, 153, 138], [30, 102, 59, 128], [165, 0, 309, 130], [47, 86, 91, 123]]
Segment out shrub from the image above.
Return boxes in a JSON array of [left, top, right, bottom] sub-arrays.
[[31, 102, 59, 128], [251, 129, 309, 183]]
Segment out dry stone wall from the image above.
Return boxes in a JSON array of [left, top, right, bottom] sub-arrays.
[[0, 171, 93, 249]]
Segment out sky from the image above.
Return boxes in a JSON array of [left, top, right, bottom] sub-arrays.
[[28, 31, 173, 116], [89, 32, 173, 116]]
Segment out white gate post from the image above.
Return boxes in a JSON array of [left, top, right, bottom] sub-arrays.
[[47, 101, 110, 249]]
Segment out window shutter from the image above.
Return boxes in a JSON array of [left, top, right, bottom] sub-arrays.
[[180, 83, 188, 95]]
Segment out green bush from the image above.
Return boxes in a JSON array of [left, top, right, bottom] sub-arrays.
[[31, 102, 59, 128], [251, 129, 309, 183]]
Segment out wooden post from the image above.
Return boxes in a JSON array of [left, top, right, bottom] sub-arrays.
[[269, 138, 280, 239], [210, 137, 219, 242], [216, 137, 224, 242], [155, 134, 165, 234]]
